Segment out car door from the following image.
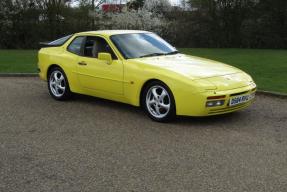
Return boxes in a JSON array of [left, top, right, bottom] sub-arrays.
[[76, 36, 124, 95]]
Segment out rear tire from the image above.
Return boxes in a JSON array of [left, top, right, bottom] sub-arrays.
[[47, 67, 72, 101], [142, 81, 176, 122]]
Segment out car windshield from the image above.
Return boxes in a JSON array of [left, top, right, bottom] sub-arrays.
[[110, 33, 178, 59]]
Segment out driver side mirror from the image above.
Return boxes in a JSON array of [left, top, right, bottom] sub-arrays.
[[98, 52, 112, 65]]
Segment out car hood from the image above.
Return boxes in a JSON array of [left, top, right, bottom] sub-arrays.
[[135, 54, 243, 80]]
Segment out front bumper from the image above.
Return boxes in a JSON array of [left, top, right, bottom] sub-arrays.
[[176, 84, 256, 116]]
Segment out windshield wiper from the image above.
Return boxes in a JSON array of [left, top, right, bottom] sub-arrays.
[[164, 51, 180, 55], [139, 51, 180, 58], [139, 53, 166, 58]]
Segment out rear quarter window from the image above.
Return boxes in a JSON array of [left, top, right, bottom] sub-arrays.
[[67, 36, 85, 55]]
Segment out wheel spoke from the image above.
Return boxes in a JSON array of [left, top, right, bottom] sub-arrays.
[[50, 81, 56, 86], [148, 98, 156, 105], [152, 88, 159, 98], [54, 86, 59, 95], [59, 74, 64, 81], [155, 105, 161, 115], [58, 85, 65, 91], [160, 90, 167, 100], [54, 72, 59, 81], [159, 103, 170, 110]]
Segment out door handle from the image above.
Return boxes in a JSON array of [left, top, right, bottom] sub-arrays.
[[78, 61, 87, 66]]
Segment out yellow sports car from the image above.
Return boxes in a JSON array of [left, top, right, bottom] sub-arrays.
[[38, 30, 256, 122]]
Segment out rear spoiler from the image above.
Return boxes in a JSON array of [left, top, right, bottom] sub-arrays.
[[39, 34, 73, 48], [39, 42, 60, 48]]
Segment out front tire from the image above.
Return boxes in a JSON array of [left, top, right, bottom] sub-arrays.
[[142, 81, 176, 122], [48, 67, 72, 100]]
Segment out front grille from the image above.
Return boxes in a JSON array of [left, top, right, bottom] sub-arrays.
[[208, 102, 251, 115], [230, 91, 249, 97]]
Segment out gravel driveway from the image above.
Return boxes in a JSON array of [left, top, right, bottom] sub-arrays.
[[0, 77, 287, 192]]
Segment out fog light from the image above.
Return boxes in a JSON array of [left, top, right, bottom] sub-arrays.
[[206, 100, 225, 107]]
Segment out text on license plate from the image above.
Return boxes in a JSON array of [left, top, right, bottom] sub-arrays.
[[229, 93, 255, 106]]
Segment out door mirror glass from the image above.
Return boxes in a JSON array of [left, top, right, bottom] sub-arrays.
[[98, 53, 112, 64]]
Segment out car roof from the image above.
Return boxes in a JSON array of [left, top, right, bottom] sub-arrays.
[[75, 30, 150, 36]]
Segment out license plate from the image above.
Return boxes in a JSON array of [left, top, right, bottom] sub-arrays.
[[229, 93, 255, 106]]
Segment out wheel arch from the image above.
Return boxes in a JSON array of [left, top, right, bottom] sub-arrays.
[[139, 78, 175, 107], [47, 64, 62, 79]]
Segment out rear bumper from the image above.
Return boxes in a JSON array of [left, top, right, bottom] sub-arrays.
[[176, 84, 256, 116], [39, 71, 46, 81]]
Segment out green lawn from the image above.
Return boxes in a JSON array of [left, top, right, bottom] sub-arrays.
[[0, 49, 286, 93], [0, 50, 38, 73]]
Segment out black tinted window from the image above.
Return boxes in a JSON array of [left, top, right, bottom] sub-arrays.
[[83, 36, 117, 59], [67, 36, 85, 55]]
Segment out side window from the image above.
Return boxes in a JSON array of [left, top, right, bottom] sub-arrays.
[[83, 36, 117, 59], [67, 36, 85, 55]]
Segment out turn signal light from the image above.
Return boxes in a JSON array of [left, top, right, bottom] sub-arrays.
[[207, 95, 226, 100]]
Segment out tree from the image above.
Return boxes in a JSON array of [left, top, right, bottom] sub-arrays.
[[144, 0, 171, 14], [0, 0, 14, 48], [186, 0, 259, 47], [127, 0, 145, 10]]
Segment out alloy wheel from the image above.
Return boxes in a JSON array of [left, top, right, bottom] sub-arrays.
[[49, 70, 66, 97], [146, 85, 171, 119]]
